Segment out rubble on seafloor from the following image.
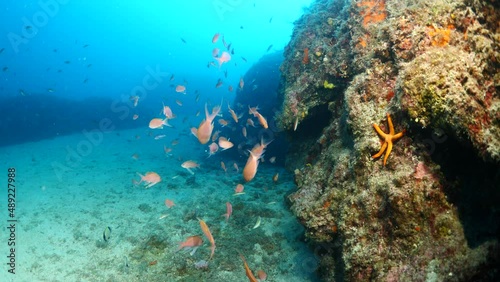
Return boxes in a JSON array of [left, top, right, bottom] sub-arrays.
[[277, 0, 499, 281]]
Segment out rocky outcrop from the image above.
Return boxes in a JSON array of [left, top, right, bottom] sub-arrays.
[[277, 0, 499, 281]]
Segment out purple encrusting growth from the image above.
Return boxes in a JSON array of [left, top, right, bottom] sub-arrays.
[[277, 0, 499, 281]]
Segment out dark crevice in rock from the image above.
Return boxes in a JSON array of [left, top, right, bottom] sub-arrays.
[[294, 104, 332, 140], [426, 130, 500, 248]]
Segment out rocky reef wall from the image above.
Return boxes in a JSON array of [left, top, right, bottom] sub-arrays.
[[277, 0, 499, 281]]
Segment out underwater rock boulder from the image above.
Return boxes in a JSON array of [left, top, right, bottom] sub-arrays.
[[0, 94, 142, 147], [400, 45, 499, 162], [278, 0, 499, 281], [230, 51, 288, 163], [233, 51, 283, 121]]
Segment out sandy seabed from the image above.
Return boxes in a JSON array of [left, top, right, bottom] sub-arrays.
[[0, 126, 320, 282]]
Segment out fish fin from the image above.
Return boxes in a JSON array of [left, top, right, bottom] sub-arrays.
[[261, 137, 274, 148], [248, 150, 260, 160], [204, 103, 209, 120], [135, 173, 144, 183], [176, 243, 184, 251], [163, 119, 172, 127], [190, 247, 198, 256]]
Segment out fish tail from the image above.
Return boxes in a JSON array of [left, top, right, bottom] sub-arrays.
[[163, 119, 172, 127], [204, 103, 209, 119], [176, 243, 184, 251], [135, 173, 144, 184], [210, 244, 216, 260]]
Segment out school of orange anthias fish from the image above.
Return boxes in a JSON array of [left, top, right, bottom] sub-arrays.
[[130, 32, 272, 281]]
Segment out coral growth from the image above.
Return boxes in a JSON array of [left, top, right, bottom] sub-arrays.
[[356, 0, 387, 27], [303, 48, 310, 64], [427, 24, 454, 47]]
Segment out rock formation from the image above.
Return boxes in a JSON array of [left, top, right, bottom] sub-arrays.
[[277, 0, 499, 280]]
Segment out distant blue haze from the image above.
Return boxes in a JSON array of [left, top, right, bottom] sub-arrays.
[[0, 0, 312, 146]]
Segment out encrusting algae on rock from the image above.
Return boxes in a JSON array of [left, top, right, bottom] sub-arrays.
[[277, 0, 499, 281]]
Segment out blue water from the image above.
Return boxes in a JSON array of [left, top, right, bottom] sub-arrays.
[[0, 0, 311, 146], [0, 1, 320, 281]]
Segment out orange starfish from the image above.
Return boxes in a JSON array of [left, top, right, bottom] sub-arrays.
[[372, 113, 404, 165]]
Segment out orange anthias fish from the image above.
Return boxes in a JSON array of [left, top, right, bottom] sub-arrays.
[[181, 160, 200, 175], [239, 76, 244, 90], [218, 137, 234, 150], [199, 219, 216, 260], [218, 119, 229, 127], [216, 51, 231, 67], [196, 103, 222, 144], [243, 139, 272, 182], [222, 202, 232, 222], [257, 270, 267, 281], [178, 235, 203, 256], [248, 105, 259, 115], [246, 118, 256, 128], [221, 161, 227, 173], [234, 184, 244, 193], [162, 104, 174, 119], [212, 33, 220, 43], [149, 118, 171, 129], [175, 85, 186, 94], [243, 150, 262, 182], [211, 130, 221, 142], [165, 199, 175, 208], [207, 142, 219, 157], [163, 145, 172, 154], [136, 172, 161, 188], [228, 104, 239, 123], [251, 138, 273, 157], [212, 47, 220, 58], [255, 112, 268, 129], [248, 106, 268, 128], [240, 254, 258, 282], [273, 172, 279, 182]]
